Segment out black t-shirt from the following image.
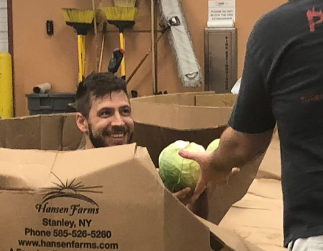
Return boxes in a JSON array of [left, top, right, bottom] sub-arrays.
[[229, 0, 323, 247]]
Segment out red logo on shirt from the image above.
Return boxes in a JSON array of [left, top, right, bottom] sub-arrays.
[[307, 8, 323, 32], [300, 93, 323, 103]]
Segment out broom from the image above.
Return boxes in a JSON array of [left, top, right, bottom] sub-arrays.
[[102, 7, 138, 80], [114, 0, 136, 7], [62, 8, 94, 83]]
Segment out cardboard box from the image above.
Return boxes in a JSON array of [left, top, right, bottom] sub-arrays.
[[0, 92, 269, 250], [0, 144, 262, 251], [0, 92, 263, 225], [131, 92, 263, 224], [220, 137, 285, 251]]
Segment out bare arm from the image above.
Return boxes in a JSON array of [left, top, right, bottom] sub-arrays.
[[212, 126, 274, 170], [179, 126, 274, 200]]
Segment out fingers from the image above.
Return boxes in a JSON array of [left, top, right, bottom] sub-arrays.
[[173, 187, 191, 200], [178, 150, 203, 163], [173, 187, 193, 205], [191, 176, 206, 202], [231, 167, 240, 174]]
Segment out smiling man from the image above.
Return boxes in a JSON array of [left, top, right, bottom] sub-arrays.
[[74, 72, 207, 218], [75, 72, 134, 149]]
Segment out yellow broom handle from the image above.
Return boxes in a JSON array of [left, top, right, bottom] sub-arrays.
[[82, 35, 86, 75], [119, 32, 125, 79], [77, 35, 83, 83], [0, 52, 13, 119]]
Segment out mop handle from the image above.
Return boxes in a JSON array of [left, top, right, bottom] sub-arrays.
[[77, 35, 83, 83], [119, 32, 126, 79]]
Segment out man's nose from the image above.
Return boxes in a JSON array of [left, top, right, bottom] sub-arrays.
[[111, 112, 125, 126]]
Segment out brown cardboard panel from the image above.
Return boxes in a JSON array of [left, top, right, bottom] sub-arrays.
[[1, 93, 261, 233], [257, 138, 281, 180], [0, 119, 6, 148], [133, 123, 226, 168], [132, 101, 232, 129], [220, 179, 284, 251], [195, 94, 238, 107], [0, 146, 262, 251], [0, 148, 57, 189], [198, 216, 264, 251], [62, 114, 83, 151], [40, 115, 64, 150], [208, 155, 263, 224], [131, 92, 213, 106], [131, 92, 234, 130], [134, 122, 262, 226], [6, 116, 41, 149]]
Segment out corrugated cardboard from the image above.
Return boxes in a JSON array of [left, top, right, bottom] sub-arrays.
[[131, 92, 263, 224], [0, 92, 263, 225], [0, 114, 83, 150], [220, 137, 285, 251], [0, 92, 270, 250], [0, 145, 262, 251]]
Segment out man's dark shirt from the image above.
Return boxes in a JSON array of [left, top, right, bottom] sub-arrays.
[[229, 0, 323, 246]]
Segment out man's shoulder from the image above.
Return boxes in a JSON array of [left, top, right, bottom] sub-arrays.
[[248, 1, 306, 52], [254, 2, 294, 32]]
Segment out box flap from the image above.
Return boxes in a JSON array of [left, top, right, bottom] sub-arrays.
[[207, 155, 263, 224], [131, 92, 234, 130], [219, 179, 283, 251], [0, 145, 264, 251], [197, 217, 264, 251], [195, 94, 237, 107], [257, 137, 281, 180], [50, 143, 138, 183], [131, 92, 214, 106], [132, 102, 232, 129], [40, 115, 64, 150], [0, 148, 57, 189], [62, 114, 83, 151], [6, 116, 41, 149]]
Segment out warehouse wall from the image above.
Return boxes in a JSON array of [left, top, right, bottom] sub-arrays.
[[0, 0, 8, 52], [12, 0, 285, 116]]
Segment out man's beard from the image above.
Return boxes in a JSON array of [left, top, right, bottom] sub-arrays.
[[88, 124, 133, 148]]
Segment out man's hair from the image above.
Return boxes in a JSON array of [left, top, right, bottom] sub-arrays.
[[76, 72, 128, 117]]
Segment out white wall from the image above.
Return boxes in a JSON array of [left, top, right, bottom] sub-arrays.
[[0, 0, 8, 52]]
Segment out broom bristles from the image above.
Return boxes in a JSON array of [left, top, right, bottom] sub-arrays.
[[62, 8, 94, 24], [102, 7, 138, 21]]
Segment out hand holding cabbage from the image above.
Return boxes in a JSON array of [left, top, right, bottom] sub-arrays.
[[158, 140, 205, 195], [178, 137, 240, 201], [158, 139, 228, 217]]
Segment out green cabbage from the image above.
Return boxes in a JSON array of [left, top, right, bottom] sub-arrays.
[[158, 140, 205, 193], [206, 138, 220, 152]]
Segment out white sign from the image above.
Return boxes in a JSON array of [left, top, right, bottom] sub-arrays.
[[208, 1, 235, 22]]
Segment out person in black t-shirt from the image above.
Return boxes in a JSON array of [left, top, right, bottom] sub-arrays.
[[180, 0, 323, 249]]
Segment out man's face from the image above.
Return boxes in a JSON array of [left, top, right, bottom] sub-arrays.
[[86, 91, 134, 148]]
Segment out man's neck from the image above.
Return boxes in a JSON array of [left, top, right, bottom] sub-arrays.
[[85, 137, 95, 149]]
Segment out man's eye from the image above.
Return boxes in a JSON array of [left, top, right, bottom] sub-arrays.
[[120, 108, 131, 116], [99, 110, 112, 117]]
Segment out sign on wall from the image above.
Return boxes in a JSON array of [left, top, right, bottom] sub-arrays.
[[208, 0, 235, 23]]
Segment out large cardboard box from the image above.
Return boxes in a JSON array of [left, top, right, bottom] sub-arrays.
[[219, 137, 285, 251], [0, 92, 268, 250], [0, 93, 264, 225], [131, 93, 263, 224], [0, 145, 262, 251]]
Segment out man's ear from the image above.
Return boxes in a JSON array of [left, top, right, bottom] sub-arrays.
[[76, 112, 88, 133]]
